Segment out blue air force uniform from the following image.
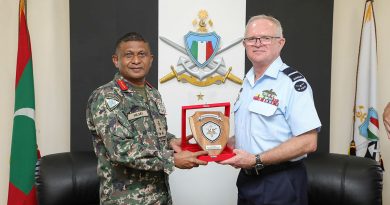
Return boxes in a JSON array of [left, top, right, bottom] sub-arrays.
[[234, 57, 321, 205], [234, 57, 321, 155]]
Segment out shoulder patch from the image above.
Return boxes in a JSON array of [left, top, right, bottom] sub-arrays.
[[282, 67, 304, 82], [105, 96, 120, 111], [294, 81, 307, 92]]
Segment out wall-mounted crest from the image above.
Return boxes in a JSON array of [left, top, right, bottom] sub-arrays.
[[160, 10, 243, 87]]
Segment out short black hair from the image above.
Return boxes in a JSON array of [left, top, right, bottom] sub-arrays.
[[114, 32, 150, 53]]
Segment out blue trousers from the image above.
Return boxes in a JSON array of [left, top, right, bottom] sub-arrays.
[[236, 162, 308, 205]]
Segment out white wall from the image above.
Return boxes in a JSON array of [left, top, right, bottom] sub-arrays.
[[0, 0, 389, 204]]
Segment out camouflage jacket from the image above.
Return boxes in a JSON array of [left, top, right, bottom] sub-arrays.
[[86, 73, 176, 205]]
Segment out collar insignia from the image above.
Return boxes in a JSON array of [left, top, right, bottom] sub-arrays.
[[116, 79, 128, 91]]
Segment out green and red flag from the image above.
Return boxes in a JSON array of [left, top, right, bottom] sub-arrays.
[[7, 0, 40, 204]]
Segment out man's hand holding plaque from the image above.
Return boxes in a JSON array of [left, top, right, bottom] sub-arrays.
[[189, 111, 229, 158]]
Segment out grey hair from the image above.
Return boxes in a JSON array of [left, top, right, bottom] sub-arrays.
[[245, 15, 283, 37]]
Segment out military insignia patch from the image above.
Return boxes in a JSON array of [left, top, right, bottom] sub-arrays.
[[201, 121, 221, 142], [253, 89, 279, 106], [105, 96, 120, 111], [282, 67, 305, 82], [294, 81, 307, 92], [128, 110, 148, 121]]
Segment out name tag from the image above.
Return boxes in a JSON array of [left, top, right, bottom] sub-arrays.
[[128, 110, 148, 120]]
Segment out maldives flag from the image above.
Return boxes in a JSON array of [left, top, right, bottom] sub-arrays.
[[7, 0, 39, 204]]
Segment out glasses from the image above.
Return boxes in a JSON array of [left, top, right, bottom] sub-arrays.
[[244, 36, 281, 45]]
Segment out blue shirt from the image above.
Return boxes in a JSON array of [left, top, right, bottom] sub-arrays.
[[233, 57, 321, 158]]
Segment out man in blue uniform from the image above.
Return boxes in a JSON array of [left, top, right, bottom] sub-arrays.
[[220, 15, 321, 205]]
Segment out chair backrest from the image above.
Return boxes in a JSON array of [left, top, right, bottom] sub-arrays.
[[304, 153, 383, 205], [36, 152, 383, 205], [36, 151, 99, 205]]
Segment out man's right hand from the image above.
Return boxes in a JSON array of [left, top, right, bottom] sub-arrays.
[[174, 150, 208, 169]]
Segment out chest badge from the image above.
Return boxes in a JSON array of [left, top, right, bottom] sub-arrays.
[[253, 89, 279, 106]]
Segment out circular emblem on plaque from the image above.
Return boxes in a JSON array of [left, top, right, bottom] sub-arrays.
[[201, 121, 221, 142]]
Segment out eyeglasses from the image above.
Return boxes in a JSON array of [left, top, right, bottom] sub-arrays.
[[244, 36, 281, 45]]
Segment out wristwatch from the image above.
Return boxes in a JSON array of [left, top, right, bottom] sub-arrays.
[[254, 154, 265, 175]]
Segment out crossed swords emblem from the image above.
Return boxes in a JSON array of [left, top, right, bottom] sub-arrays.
[[159, 36, 243, 86]]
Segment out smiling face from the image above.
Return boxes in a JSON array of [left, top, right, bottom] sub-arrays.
[[112, 40, 153, 86], [244, 18, 285, 71]]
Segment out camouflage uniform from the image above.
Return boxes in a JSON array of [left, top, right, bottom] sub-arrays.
[[86, 73, 176, 205]]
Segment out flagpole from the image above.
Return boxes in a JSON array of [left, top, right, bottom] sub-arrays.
[[350, 0, 369, 156]]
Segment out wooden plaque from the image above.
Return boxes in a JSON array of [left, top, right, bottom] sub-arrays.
[[189, 111, 229, 157]]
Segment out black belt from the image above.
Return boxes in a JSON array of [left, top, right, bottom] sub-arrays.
[[242, 160, 303, 176]]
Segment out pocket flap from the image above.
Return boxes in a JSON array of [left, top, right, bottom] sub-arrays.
[[248, 100, 277, 116]]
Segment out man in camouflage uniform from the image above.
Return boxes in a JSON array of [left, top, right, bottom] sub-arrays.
[[86, 32, 208, 205]]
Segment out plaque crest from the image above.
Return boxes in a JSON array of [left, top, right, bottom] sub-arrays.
[[189, 111, 229, 157], [202, 121, 221, 142]]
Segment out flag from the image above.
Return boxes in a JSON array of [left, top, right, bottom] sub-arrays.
[[351, 0, 384, 168], [7, 0, 40, 204]]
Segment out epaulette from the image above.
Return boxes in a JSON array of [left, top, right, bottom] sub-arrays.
[[282, 67, 307, 92], [282, 67, 304, 82]]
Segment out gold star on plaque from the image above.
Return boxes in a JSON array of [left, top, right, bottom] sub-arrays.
[[196, 92, 204, 100]]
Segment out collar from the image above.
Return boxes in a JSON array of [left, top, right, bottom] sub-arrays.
[[245, 57, 287, 86], [113, 73, 150, 92]]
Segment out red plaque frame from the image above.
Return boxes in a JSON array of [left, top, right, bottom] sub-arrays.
[[181, 102, 235, 162]]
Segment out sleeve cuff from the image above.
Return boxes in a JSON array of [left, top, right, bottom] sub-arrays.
[[162, 149, 175, 174]]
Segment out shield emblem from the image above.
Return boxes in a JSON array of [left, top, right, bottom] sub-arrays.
[[201, 121, 221, 142], [189, 111, 229, 157], [184, 31, 220, 68]]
